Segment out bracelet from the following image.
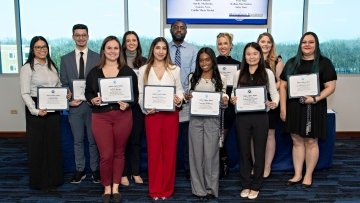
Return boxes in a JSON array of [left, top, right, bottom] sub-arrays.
[[312, 96, 317, 104]]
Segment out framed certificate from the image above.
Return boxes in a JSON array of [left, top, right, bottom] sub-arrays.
[[235, 86, 267, 112], [288, 73, 320, 98], [98, 76, 134, 103], [190, 91, 222, 116], [143, 85, 175, 112], [72, 79, 86, 101], [37, 87, 68, 110], [218, 64, 239, 86]]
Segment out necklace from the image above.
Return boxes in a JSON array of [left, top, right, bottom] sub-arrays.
[[203, 78, 211, 83]]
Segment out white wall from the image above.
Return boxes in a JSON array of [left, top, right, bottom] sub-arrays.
[[0, 74, 358, 132]]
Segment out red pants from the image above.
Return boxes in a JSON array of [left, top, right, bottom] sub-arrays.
[[92, 109, 132, 186], [145, 111, 179, 198]]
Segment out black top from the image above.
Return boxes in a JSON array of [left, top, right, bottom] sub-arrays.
[[85, 65, 139, 113], [216, 55, 241, 67]]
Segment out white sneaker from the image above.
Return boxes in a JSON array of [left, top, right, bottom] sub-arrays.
[[248, 190, 259, 199], [240, 189, 250, 198]]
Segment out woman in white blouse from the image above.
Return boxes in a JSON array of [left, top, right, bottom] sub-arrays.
[[20, 36, 64, 191], [138, 37, 184, 200], [230, 42, 279, 200]]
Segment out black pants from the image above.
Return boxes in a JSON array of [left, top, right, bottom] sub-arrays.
[[235, 112, 268, 190], [26, 106, 63, 190], [124, 104, 145, 176]]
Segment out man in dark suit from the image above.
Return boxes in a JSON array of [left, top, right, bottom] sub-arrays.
[[60, 24, 100, 184]]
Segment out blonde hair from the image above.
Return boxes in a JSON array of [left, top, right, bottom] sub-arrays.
[[217, 32, 234, 46]]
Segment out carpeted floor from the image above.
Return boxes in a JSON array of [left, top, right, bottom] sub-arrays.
[[0, 137, 359, 203]]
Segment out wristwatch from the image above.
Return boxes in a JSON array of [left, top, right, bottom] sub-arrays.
[[312, 96, 317, 104]]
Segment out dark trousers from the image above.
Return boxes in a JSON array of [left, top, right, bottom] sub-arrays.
[[178, 121, 190, 171], [124, 104, 144, 176], [26, 107, 63, 190], [235, 112, 268, 190]]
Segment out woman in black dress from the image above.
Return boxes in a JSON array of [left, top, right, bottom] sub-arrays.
[[216, 32, 241, 178], [279, 32, 337, 188]]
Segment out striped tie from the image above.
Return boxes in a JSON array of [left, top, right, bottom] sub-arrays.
[[175, 46, 181, 68]]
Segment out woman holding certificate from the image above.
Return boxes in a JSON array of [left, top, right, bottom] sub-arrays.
[[138, 37, 184, 200], [120, 31, 147, 186], [186, 47, 228, 200], [230, 42, 279, 199], [20, 36, 64, 191], [85, 36, 138, 203], [216, 32, 241, 178], [255, 32, 284, 178], [279, 32, 337, 188]]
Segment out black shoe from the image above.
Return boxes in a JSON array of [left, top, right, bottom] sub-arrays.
[[70, 171, 86, 183], [193, 194, 206, 200], [113, 193, 122, 203], [206, 194, 216, 200], [302, 183, 312, 188], [102, 194, 111, 203], [185, 170, 191, 180], [92, 171, 100, 183], [286, 179, 302, 186]]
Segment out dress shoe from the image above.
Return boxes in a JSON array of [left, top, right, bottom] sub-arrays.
[[248, 190, 259, 199], [240, 189, 250, 198], [302, 183, 312, 188], [193, 194, 206, 200], [92, 170, 101, 183], [70, 171, 86, 184], [206, 194, 216, 200], [121, 176, 129, 186], [132, 175, 144, 184], [102, 194, 111, 203], [113, 193, 122, 203], [286, 179, 302, 186]]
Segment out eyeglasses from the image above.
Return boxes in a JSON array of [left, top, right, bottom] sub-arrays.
[[34, 46, 48, 51], [74, 34, 88, 38]]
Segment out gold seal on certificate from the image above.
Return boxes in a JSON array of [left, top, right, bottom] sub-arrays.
[[99, 76, 134, 103], [235, 86, 267, 112], [288, 73, 319, 98], [37, 87, 69, 110], [190, 91, 221, 116], [143, 85, 175, 112], [218, 64, 239, 86], [72, 79, 86, 101]]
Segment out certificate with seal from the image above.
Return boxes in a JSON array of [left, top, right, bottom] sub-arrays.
[[72, 79, 86, 101], [190, 91, 221, 116], [99, 76, 134, 103], [37, 87, 68, 110], [218, 64, 239, 86], [288, 73, 319, 98], [143, 85, 175, 111], [235, 86, 267, 112]]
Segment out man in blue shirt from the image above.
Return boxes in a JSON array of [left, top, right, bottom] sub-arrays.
[[168, 20, 198, 179]]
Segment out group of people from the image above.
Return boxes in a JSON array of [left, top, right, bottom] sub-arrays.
[[19, 20, 337, 202]]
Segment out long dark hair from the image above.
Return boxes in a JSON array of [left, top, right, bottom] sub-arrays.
[[25, 36, 57, 71], [190, 47, 223, 92], [237, 42, 268, 87], [144, 37, 174, 84], [97, 35, 126, 69], [121, 31, 145, 68], [284, 32, 322, 76]]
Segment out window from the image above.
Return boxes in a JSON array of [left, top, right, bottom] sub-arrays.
[[271, 0, 304, 63], [308, 0, 360, 73], [128, 0, 161, 58], [19, 0, 125, 69], [0, 0, 17, 74]]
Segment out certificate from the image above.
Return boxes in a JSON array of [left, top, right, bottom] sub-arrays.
[[143, 85, 175, 111], [72, 79, 86, 101], [99, 76, 134, 103], [190, 91, 221, 116], [288, 73, 320, 98], [37, 87, 68, 110], [218, 64, 239, 86], [235, 86, 267, 112]]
